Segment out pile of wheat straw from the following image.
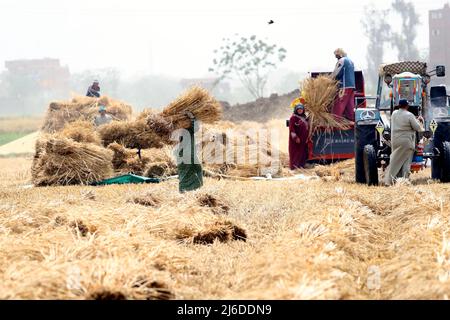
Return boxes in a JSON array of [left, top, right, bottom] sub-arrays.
[[108, 142, 177, 178], [61, 120, 101, 145], [301, 76, 353, 136], [160, 86, 223, 130], [41, 95, 132, 132], [31, 136, 113, 186]]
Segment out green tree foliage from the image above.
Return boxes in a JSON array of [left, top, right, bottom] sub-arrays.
[[209, 34, 287, 99]]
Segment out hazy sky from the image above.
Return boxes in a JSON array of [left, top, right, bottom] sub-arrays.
[[0, 0, 448, 78]]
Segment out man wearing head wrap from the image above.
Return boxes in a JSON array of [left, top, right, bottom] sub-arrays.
[[384, 99, 424, 185], [288, 99, 309, 170], [330, 48, 355, 122], [94, 105, 113, 127], [86, 80, 101, 98]]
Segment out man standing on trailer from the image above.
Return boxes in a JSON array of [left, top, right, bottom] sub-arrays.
[[330, 48, 355, 122], [384, 99, 424, 185], [86, 80, 101, 98]]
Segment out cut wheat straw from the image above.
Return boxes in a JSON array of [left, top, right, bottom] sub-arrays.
[[41, 95, 132, 132], [31, 136, 113, 186], [61, 120, 101, 145], [161, 86, 222, 129], [301, 76, 353, 136]]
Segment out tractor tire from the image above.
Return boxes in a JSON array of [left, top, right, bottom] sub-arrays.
[[363, 145, 379, 186], [431, 157, 441, 180], [441, 141, 450, 183], [355, 124, 377, 183], [431, 121, 450, 181]]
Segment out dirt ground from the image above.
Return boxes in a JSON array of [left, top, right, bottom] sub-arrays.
[[1, 155, 450, 300]]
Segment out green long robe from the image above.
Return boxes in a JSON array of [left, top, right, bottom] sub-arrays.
[[177, 119, 203, 192]]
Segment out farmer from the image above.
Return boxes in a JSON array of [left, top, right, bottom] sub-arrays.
[[177, 111, 203, 192], [330, 48, 355, 122], [384, 99, 424, 185], [94, 105, 112, 127], [288, 99, 309, 170], [86, 80, 101, 98]]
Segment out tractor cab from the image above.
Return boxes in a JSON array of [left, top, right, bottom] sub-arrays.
[[354, 61, 450, 185]]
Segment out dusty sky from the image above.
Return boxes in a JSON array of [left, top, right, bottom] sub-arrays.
[[0, 0, 448, 78]]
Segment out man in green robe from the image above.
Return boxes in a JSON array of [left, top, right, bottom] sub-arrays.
[[177, 112, 203, 192]]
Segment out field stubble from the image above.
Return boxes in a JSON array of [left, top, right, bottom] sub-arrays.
[[1, 153, 450, 299]]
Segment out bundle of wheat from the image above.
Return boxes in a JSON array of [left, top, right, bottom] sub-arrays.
[[31, 136, 113, 186], [108, 142, 177, 177], [202, 141, 282, 178], [301, 76, 353, 136], [144, 146, 178, 178], [161, 86, 222, 129], [98, 119, 164, 149], [107, 142, 150, 175], [60, 120, 101, 145], [71, 95, 132, 121], [176, 220, 247, 245], [41, 95, 132, 132]]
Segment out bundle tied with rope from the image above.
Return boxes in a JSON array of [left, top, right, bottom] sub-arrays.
[[300, 76, 353, 137]]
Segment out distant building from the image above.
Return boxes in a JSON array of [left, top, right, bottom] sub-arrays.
[[180, 77, 230, 98], [429, 3, 450, 86], [4, 58, 70, 93], [1, 58, 71, 115]]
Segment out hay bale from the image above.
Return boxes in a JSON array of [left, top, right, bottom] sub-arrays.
[[108, 142, 150, 175], [130, 193, 162, 207], [197, 193, 230, 214], [31, 136, 113, 186], [161, 86, 222, 129], [144, 147, 177, 178], [203, 142, 282, 178], [61, 120, 101, 144], [69, 219, 97, 237], [131, 277, 175, 300], [41, 95, 132, 133], [176, 220, 247, 245], [108, 143, 177, 177], [301, 76, 353, 136], [146, 113, 174, 144], [98, 119, 165, 149], [72, 95, 132, 121], [193, 221, 247, 244]]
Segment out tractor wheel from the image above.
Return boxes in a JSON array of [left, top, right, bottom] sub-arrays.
[[363, 145, 379, 186], [441, 141, 450, 183], [355, 124, 377, 183], [431, 156, 441, 180]]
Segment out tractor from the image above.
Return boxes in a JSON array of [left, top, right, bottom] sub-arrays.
[[355, 61, 449, 185]]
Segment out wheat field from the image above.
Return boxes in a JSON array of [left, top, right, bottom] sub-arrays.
[[1, 154, 450, 300]]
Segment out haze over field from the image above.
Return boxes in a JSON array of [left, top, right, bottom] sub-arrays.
[[0, 0, 448, 114]]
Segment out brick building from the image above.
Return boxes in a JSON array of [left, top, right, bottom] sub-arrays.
[[4, 58, 70, 92], [429, 3, 450, 86]]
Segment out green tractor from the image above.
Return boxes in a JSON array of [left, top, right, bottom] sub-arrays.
[[354, 61, 449, 185]]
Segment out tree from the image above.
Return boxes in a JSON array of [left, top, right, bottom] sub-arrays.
[[390, 0, 420, 61], [209, 34, 287, 99], [361, 5, 392, 93]]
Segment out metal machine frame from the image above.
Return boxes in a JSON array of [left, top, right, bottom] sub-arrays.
[[354, 61, 450, 185]]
